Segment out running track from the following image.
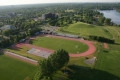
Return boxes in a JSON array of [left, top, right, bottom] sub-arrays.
[[15, 35, 96, 57]]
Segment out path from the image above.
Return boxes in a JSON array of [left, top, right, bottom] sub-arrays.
[[5, 51, 38, 65], [104, 43, 108, 49], [109, 27, 120, 37], [104, 27, 114, 39], [21, 34, 96, 57]]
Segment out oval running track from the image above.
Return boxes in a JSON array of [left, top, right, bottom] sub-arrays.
[[21, 34, 96, 57]]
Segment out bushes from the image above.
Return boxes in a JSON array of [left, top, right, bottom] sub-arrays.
[[89, 35, 115, 44]]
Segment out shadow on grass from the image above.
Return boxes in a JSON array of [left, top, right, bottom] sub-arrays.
[[103, 50, 109, 53], [0, 52, 4, 55], [65, 65, 120, 80], [114, 43, 120, 45], [7, 47, 22, 51]]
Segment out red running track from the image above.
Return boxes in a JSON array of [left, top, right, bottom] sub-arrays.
[[14, 35, 96, 57]]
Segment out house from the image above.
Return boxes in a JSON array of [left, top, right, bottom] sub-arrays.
[[33, 17, 43, 21], [0, 25, 16, 31]]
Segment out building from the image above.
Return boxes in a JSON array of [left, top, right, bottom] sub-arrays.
[[0, 25, 16, 31], [7, 12, 16, 17], [42, 12, 59, 20], [33, 17, 43, 21]]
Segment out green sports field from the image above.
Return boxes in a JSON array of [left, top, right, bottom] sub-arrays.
[[0, 55, 37, 80], [60, 22, 113, 38], [30, 36, 88, 53]]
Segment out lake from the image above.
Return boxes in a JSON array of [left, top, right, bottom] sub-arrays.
[[99, 10, 120, 25]]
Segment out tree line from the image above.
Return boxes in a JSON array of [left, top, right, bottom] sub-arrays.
[[0, 27, 41, 48], [89, 35, 115, 44]]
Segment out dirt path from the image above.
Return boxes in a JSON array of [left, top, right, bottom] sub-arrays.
[[5, 51, 38, 65], [104, 43, 109, 49], [20, 34, 96, 57]]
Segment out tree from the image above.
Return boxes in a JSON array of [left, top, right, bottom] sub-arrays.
[[34, 49, 69, 80], [48, 49, 69, 71], [98, 16, 105, 25], [34, 59, 53, 80], [104, 18, 111, 25]]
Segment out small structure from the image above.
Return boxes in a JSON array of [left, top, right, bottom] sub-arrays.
[[56, 33, 79, 38], [33, 17, 43, 21], [19, 39, 26, 43], [84, 57, 96, 65], [0, 48, 4, 54], [35, 32, 39, 35]]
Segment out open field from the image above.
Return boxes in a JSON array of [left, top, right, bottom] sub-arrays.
[[59, 42, 120, 80], [94, 43, 120, 79], [0, 55, 37, 80], [59, 22, 113, 38], [30, 36, 89, 53], [105, 27, 120, 43], [110, 26, 120, 32], [57, 22, 120, 79]]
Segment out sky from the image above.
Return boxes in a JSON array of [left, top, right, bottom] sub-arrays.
[[0, 0, 120, 6]]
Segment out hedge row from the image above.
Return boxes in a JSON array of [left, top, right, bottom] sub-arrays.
[[89, 35, 115, 44]]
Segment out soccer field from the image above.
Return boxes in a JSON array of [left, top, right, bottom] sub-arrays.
[[0, 55, 37, 80], [30, 36, 88, 53]]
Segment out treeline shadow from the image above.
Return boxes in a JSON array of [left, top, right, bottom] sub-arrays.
[[65, 65, 120, 80], [114, 43, 120, 45], [0, 52, 4, 55], [0, 49, 4, 55]]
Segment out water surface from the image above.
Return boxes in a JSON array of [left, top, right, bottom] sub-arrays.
[[99, 10, 120, 25]]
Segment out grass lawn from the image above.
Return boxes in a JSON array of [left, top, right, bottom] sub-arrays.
[[60, 42, 120, 80], [30, 36, 88, 53], [94, 43, 120, 79], [60, 23, 120, 79], [0, 55, 37, 80], [105, 27, 120, 43], [60, 22, 112, 38], [6, 46, 43, 61], [110, 26, 120, 32]]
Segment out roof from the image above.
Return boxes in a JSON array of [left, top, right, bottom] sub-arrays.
[[0, 25, 16, 30]]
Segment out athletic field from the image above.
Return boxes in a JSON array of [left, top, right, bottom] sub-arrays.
[[30, 36, 88, 53], [0, 55, 37, 80]]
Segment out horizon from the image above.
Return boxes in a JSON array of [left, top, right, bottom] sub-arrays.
[[0, 0, 120, 6]]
